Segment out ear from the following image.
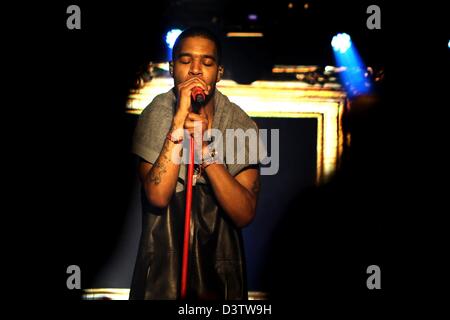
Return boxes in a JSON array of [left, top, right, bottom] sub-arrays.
[[216, 66, 224, 82], [169, 61, 174, 76]]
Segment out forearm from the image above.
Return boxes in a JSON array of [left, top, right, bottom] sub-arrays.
[[203, 164, 256, 228], [144, 115, 185, 207]]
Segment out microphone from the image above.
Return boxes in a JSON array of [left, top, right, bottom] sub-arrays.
[[191, 86, 205, 113]]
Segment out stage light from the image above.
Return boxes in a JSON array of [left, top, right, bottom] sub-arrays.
[[331, 33, 371, 97], [248, 14, 258, 21], [226, 32, 263, 37], [331, 33, 352, 54], [448, 40, 450, 48], [165, 29, 183, 49]]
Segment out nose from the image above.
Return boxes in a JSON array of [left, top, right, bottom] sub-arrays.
[[189, 59, 202, 76]]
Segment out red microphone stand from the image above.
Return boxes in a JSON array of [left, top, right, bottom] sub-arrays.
[[180, 89, 204, 299], [180, 136, 194, 299]]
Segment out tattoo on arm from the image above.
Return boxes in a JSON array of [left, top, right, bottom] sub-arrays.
[[149, 139, 171, 185]]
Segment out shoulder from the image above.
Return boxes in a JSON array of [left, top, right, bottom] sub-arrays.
[[138, 90, 175, 124], [217, 89, 258, 130], [229, 102, 258, 131]]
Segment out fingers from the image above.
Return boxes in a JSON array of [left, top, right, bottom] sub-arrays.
[[189, 77, 210, 94], [184, 112, 208, 136], [178, 77, 211, 95], [175, 77, 211, 118], [185, 114, 208, 129], [187, 112, 207, 121]]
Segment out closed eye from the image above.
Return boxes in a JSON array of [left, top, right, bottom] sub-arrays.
[[202, 58, 215, 66], [179, 59, 191, 64]]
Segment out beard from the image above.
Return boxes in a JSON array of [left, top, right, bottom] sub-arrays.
[[203, 85, 215, 105]]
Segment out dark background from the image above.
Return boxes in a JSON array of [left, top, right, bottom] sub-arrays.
[[14, 0, 449, 311]]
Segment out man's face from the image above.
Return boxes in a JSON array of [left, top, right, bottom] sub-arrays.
[[172, 36, 222, 94]]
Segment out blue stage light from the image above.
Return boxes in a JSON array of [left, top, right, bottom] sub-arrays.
[[331, 33, 352, 54], [331, 33, 371, 97], [165, 29, 183, 49]]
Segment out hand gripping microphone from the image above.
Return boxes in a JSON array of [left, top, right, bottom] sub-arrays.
[[191, 86, 206, 113]]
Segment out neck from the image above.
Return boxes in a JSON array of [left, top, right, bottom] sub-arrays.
[[202, 97, 215, 125]]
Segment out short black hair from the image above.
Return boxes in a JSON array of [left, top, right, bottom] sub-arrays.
[[172, 27, 222, 65]]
